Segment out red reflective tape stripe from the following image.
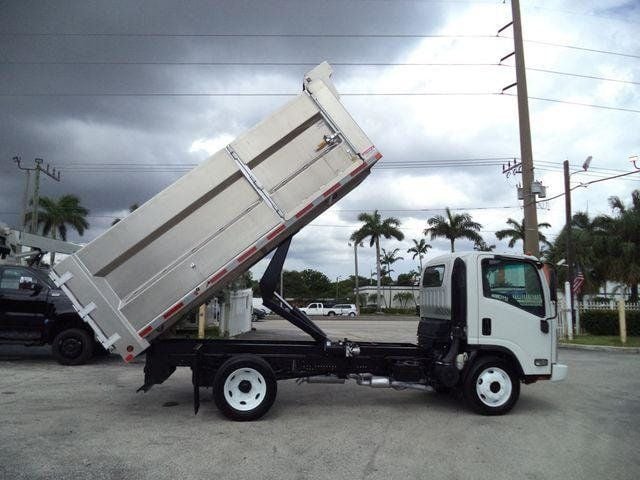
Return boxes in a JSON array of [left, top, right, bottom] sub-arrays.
[[295, 203, 314, 218], [163, 301, 184, 319], [267, 224, 286, 240], [374, 152, 383, 160], [138, 325, 153, 338], [350, 163, 367, 177], [207, 268, 228, 285], [125, 354, 134, 362], [237, 246, 257, 263], [361, 145, 375, 155], [323, 183, 341, 197]]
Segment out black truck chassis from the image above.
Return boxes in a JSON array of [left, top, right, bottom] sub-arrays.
[[138, 237, 472, 421]]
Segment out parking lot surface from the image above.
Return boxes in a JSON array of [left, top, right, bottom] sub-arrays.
[[1, 318, 639, 480]]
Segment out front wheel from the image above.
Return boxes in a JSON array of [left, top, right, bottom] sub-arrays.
[[463, 357, 520, 415], [52, 328, 94, 365], [213, 355, 277, 421]]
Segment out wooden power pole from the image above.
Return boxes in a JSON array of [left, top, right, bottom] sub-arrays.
[[500, 0, 540, 256]]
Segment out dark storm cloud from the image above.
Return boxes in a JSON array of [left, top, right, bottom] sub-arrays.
[[1, 0, 445, 240]]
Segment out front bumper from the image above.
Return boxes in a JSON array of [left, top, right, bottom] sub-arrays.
[[550, 363, 568, 382]]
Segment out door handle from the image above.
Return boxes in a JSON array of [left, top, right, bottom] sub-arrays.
[[540, 319, 549, 334], [482, 317, 491, 335]]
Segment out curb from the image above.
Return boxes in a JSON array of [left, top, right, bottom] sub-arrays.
[[559, 343, 640, 354]]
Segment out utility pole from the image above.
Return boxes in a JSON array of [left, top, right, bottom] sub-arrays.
[[13, 156, 33, 230], [30, 158, 43, 233], [499, 0, 540, 256], [14, 157, 60, 233], [563, 160, 575, 333]]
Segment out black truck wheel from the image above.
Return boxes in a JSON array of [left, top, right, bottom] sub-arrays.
[[213, 355, 277, 421], [52, 328, 94, 365], [463, 356, 520, 415]]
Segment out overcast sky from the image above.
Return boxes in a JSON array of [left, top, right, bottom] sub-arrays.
[[1, 0, 639, 281]]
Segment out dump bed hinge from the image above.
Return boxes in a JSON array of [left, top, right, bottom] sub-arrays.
[[226, 146, 286, 220]]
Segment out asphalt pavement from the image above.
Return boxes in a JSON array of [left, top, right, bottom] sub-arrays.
[[1, 318, 638, 480]]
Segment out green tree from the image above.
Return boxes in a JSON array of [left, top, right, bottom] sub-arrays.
[[300, 269, 333, 298], [380, 247, 403, 281], [602, 191, 640, 301], [29, 194, 89, 264], [494, 217, 552, 253], [393, 291, 416, 309], [407, 238, 431, 274], [352, 210, 404, 312], [549, 212, 611, 298], [424, 207, 482, 253], [473, 238, 496, 252], [397, 271, 418, 286]]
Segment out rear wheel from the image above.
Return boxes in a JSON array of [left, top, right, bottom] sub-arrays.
[[348, 312, 356, 317], [464, 357, 520, 415], [213, 355, 277, 421], [327, 311, 335, 316], [51, 328, 94, 365]]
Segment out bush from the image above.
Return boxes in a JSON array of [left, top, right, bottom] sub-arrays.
[[581, 310, 640, 336], [358, 306, 416, 315]]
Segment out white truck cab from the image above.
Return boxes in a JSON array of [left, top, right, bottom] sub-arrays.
[[420, 251, 567, 394]]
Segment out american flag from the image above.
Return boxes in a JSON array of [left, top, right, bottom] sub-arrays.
[[572, 269, 585, 295]]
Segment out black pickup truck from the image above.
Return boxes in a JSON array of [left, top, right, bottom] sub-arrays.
[[0, 264, 102, 364]]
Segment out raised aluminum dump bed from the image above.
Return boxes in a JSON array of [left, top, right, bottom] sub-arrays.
[[50, 62, 381, 361]]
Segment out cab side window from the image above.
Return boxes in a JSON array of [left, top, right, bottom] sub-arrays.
[[481, 259, 545, 317], [0, 268, 27, 290], [422, 265, 445, 287]]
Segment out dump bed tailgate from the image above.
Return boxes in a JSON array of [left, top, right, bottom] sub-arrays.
[[51, 62, 382, 361]]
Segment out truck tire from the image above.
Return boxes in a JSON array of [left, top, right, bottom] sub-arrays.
[[51, 328, 94, 366], [327, 311, 335, 316], [463, 356, 520, 415], [213, 355, 277, 421]]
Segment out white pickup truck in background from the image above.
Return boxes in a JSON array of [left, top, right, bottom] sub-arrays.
[[300, 303, 357, 316]]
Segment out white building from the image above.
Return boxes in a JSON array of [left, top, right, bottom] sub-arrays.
[[357, 285, 420, 309]]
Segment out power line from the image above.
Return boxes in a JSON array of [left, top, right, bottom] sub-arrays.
[[3, 59, 637, 87], [501, 93, 640, 114], [0, 32, 497, 39], [517, 38, 640, 59], [0, 92, 497, 97], [0, 60, 500, 67], [524, 67, 640, 86], [3, 29, 637, 59]]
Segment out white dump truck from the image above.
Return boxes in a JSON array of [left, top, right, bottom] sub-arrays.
[[50, 63, 566, 421]]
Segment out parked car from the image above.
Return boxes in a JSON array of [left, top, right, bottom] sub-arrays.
[[252, 307, 267, 322], [328, 304, 357, 316], [0, 264, 105, 365], [299, 302, 357, 316]]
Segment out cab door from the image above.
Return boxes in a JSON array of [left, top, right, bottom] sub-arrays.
[[477, 257, 552, 376], [0, 266, 49, 340]]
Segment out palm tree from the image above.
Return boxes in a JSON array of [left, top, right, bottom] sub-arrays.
[[602, 190, 640, 301], [407, 238, 431, 274], [380, 247, 404, 309], [495, 218, 552, 252], [424, 207, 482, 253], [473, 238, 496, 252], [29, 195, 89, 264], [380, 248, 403, 281], [352, 210, 404, 312], [111, 203, 139, 226]]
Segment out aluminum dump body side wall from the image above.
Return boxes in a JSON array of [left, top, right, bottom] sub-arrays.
[[51, 62, 381, 361]]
